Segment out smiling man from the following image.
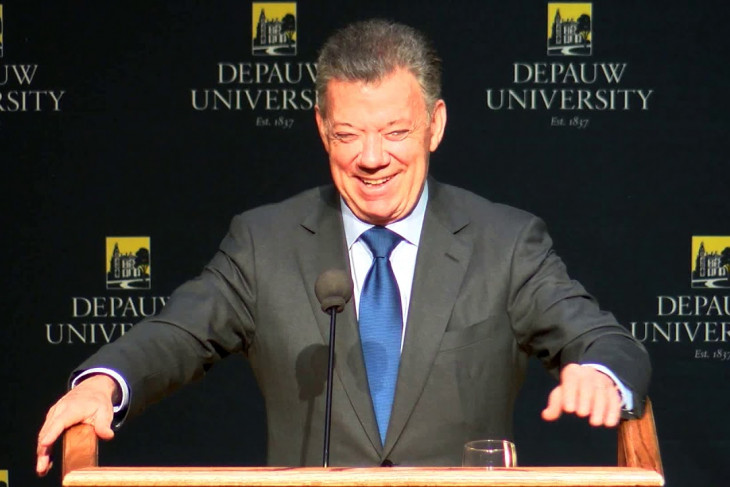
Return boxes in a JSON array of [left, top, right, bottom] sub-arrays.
[[37, 19, 650, 473], [315, 67, 445, 226]]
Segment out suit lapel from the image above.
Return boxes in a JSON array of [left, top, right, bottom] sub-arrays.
[[382, 181, 472, 458], [296, 186, 382, 455]]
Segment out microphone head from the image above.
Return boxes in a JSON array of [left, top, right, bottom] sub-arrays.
[[315, 269, 353, 313]]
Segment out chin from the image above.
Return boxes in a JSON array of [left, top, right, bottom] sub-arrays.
[[365, 210, 401, 225]]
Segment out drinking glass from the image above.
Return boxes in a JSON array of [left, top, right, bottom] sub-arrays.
[[462, 439, 517, 468]]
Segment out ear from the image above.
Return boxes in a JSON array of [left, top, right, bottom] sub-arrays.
[[314, 105, 330, 153], [428, 99, 447, 152]]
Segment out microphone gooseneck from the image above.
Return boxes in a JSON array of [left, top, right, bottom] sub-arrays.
[[315, 269, 352, 468]]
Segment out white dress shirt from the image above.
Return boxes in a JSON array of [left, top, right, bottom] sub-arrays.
[[341, 183, 429, 349]]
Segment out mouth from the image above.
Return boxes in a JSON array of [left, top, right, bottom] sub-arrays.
[[358, 175, 393, 187]]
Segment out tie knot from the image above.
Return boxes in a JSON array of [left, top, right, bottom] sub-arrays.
[[360, 226, 402, 259]]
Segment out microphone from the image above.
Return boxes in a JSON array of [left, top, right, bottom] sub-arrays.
[[315, 269, 352, 313], [315, 269, 352, 468]]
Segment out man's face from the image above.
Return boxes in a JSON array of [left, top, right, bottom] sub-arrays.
[[315, 68, 446, 225]]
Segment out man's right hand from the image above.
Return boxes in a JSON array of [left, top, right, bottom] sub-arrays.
[[36, 374, 118, 477]]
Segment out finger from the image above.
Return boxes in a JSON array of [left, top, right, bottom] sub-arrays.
[[541, 385, 564, 421], [560, 364, 580, 413], [36, 448, 50, 477], [37, 414, 62, 458], [37, 400, 96, 470], [588, 387, 608, 426], [603, 388, 622, 427], [38, 419, 66, 450], [37, 403, 60, 445], [36, 435, 55, 476], [575, 372, 595, 418], [36, 414, 66, 476], [38, 402, 88, 448]]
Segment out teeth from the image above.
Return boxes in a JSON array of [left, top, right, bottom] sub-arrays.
[[362, 177, 390, 186]]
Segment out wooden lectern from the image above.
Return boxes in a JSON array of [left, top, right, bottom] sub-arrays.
[[62, 400, 664, 487]]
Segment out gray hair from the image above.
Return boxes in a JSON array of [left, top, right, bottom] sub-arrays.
[[316, 19, 442, 118]]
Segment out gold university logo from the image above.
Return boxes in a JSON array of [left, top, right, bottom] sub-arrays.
[[106, 237, 152, 290], [692, 236, 730, 289], [252, 2, 297, 56], [548, 3, 592, 56]]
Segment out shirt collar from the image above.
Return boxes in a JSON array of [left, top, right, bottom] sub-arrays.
[[341, 181, 428, 249]]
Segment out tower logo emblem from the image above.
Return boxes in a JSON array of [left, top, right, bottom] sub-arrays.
[[548, 3, 592, 56], [106, 237, 152, 290], [252, 2, 297, 56], [691, 236, 730, 289]]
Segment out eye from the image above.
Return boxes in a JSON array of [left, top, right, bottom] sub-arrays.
[[384, 130, 411, 141], [331, 132, 358, 143]]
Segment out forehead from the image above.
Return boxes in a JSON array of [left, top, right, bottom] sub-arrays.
[[324, 69, 427, 123]]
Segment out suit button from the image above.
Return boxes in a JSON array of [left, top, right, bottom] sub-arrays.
[[381, 459, 395, 467]]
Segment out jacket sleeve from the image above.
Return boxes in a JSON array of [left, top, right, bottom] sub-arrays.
[[72, 213, 259, 419], [505, 215, 651, 416]]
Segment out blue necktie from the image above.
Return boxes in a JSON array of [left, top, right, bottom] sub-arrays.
[[359, 226, 403, 445]]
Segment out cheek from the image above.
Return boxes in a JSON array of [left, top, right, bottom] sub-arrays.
[[328, 156, 355, 191], [391, 145, 427, 172], [329, 146, 359, 171], [328, 155, 347, 177]]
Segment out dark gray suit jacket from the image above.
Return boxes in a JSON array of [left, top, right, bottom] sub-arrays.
[[76, 180, 650, 466]]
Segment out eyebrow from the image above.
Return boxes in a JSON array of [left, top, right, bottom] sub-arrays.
[[329, 119, 414, 130]]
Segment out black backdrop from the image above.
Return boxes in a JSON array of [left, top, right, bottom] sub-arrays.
[[2, 1, 729, 486]]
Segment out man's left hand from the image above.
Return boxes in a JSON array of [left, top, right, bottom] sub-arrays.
[[541, 363, 622, 427]]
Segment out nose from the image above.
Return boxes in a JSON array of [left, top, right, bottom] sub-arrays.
[[358, 133, 388, 170]]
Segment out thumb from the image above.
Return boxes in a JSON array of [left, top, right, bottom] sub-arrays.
[[90, 408, 116, 441]]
